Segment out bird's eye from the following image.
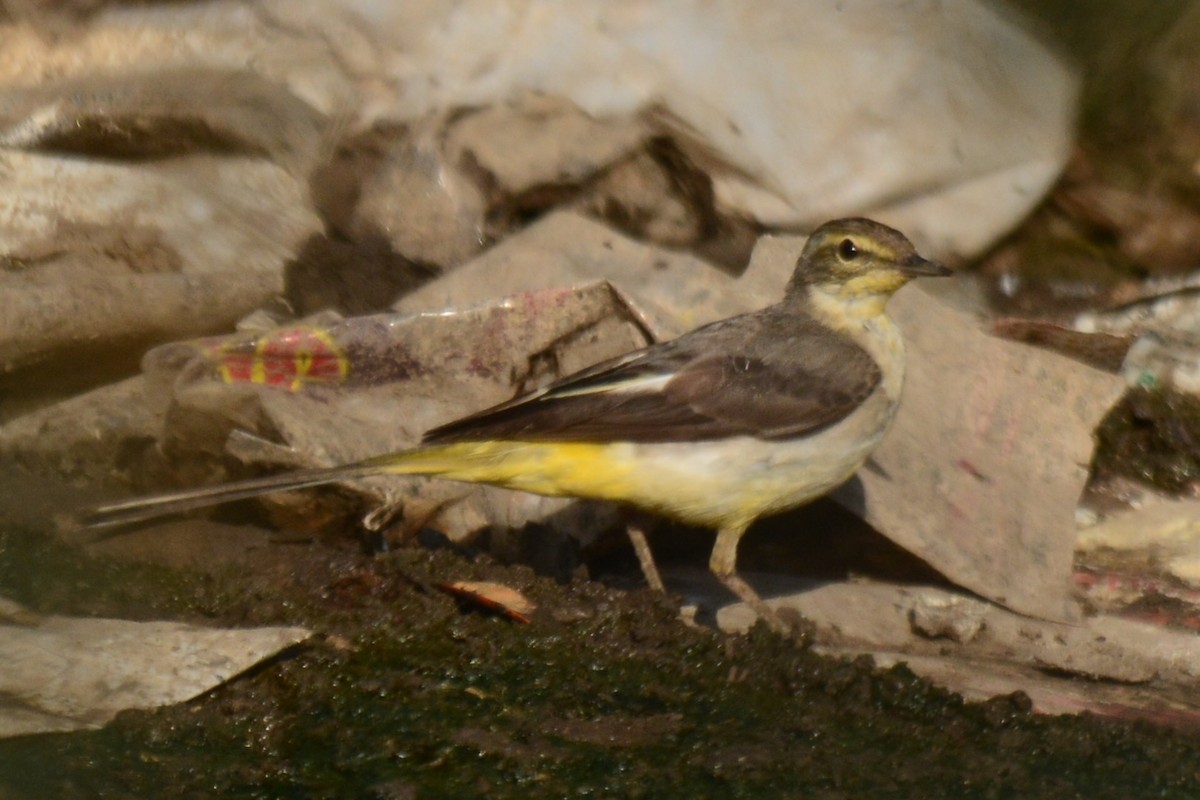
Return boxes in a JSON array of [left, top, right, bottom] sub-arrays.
[[838, 238, 859, 261]]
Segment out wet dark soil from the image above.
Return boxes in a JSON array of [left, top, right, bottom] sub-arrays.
[[3, 514, 1200, 799]]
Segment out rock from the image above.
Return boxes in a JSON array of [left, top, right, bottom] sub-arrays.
[[0, 609, 309, 737]]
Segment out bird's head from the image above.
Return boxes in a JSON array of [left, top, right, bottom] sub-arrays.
[[786, 218, 950, 318]]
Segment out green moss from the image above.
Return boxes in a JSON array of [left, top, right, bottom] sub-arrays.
[[4, 523, 1200, 798], [0, 523, 233, 622]]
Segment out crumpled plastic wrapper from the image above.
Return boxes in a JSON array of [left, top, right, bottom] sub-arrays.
[[142, 282, 648, 541], [0, 215, 704, 490]]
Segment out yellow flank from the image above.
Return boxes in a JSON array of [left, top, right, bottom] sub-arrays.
[[363, 387, 893, 533], [368, 441, 642, 502]]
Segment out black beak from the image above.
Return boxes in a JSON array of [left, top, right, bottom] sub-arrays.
[[900, 255, 952, 278]]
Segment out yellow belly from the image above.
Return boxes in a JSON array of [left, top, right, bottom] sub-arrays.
[[373, 388, 896, 531]]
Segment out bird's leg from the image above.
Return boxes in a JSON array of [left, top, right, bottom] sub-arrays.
[[624, 514, 666, 592], [710, 524, 789, 634]]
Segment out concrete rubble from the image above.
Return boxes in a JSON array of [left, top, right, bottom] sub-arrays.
[[0, 594, 309, 738]]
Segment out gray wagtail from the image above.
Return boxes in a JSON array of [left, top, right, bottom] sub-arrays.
[[79, 218, 949, 631]]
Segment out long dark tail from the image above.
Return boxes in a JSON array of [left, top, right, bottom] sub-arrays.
[[77, 442, 513, 530], [77, 463, 383, 530]]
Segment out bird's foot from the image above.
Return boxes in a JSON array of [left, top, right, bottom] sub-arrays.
[[718, 573, 792, 636]]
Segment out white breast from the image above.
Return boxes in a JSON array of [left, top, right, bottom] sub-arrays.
[[585, 381, 899, 529]]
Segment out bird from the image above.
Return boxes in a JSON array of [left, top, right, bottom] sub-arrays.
[[79, 217, 949, 632]]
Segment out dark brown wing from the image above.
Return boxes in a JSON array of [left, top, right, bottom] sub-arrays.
[[423, 306, 881, 444]]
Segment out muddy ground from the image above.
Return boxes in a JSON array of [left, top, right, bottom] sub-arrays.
[[2, 473, 1200, 800]]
